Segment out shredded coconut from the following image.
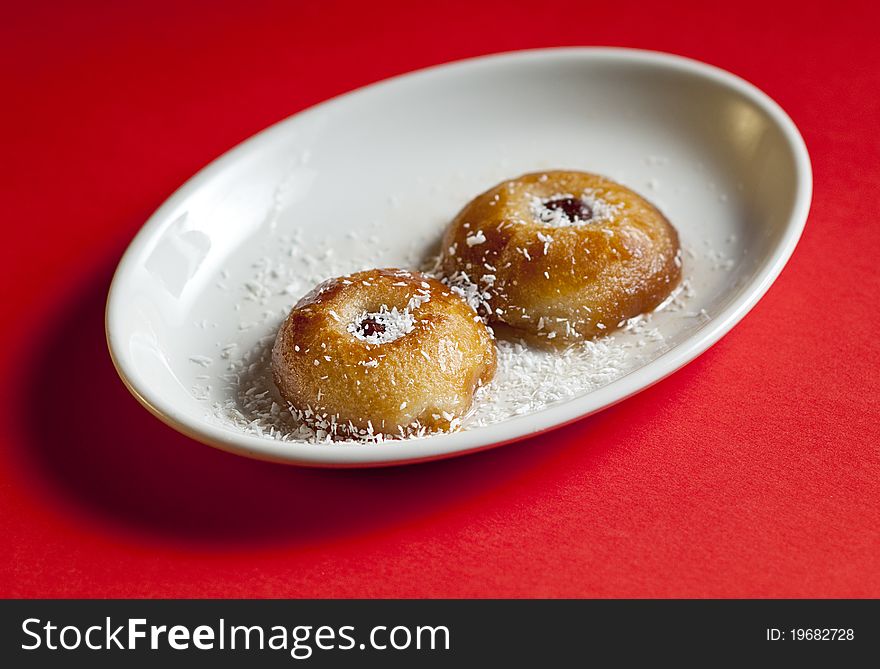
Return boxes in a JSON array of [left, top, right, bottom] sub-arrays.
[[346, 306, 415, 344], [528, 190, 622, 227], [441, 271, 493, 317], [465, 230, 487, 246], [189, 355, 213, 367]]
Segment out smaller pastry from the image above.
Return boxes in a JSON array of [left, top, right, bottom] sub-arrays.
[[272, 268, 497, 439], [439, 170, 682, 344]]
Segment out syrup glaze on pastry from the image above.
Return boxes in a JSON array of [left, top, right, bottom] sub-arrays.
[[439, 171, 681, 343], [272, 268, 496, 439]]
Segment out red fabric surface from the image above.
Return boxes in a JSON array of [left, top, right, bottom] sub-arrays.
[[2, 0, 878, 598]]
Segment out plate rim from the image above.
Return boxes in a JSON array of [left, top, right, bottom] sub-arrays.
[[105, 47, 813, 467]]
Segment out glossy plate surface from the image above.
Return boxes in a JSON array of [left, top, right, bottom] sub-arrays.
[[106, 48, 811, 466]]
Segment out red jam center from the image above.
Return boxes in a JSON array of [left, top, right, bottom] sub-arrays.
[[358, 317, 386, 338], [544, 197, 593, 222]]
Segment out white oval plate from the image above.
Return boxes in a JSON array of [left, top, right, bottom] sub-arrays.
[[106, 48, 811, 467]]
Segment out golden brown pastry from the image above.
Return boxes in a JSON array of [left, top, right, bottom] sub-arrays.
[[439, 170, 681, 343], [272, 268, 496, 439]]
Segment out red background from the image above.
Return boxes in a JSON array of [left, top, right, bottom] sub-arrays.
[[2, 0, 878, 598]]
